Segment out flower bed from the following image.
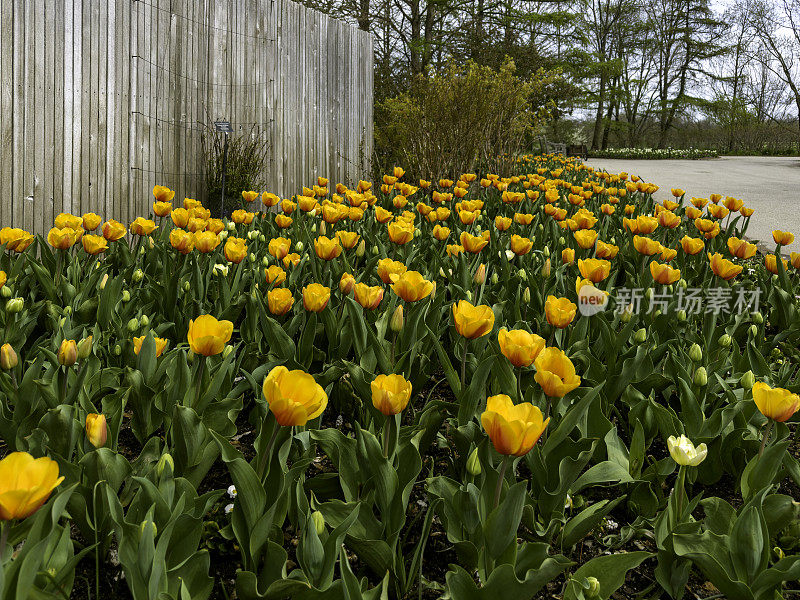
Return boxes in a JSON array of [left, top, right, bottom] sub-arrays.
[[0, 153, 798, 599], [588, 147, 719, 160]]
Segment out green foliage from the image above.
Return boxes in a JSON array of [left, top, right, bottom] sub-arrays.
[[374, 59, 561, 179]]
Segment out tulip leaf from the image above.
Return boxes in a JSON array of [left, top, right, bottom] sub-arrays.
[[563, 551, 652, 600], [542, 384, 603, 456], [560, 497, 623, 549], [483, 481, 527, 559]]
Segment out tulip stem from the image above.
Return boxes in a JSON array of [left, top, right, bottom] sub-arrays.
[[759, 420, 774, 458], [460, 337, 468, 394], [493, 455, 509, 510], [516, 368, 523, 402], [192, 356, 205, 410], [675, 465, 687, 518], [0, 520, 7, 559]]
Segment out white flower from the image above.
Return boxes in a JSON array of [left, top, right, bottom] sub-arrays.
[[227, 485, 237, 498], [667, 434, 707, 466], [214, 264, 229, 276], [224, 503, 234, 514], [505, 250, 515, 261]]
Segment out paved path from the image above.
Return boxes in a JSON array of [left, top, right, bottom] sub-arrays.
[[587, 156, 800, 255]]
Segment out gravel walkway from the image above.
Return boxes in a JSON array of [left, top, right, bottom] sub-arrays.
[[587, 156, 800, 255]]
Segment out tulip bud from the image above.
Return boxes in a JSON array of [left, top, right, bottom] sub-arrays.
[[0, 286, 11, 298], [223, 344, 234, 358], [356, 239, 365, 257], [63, 306, 72, 316], [677, 278, 687, 289], [740, 370, 755, 390], [585, 577, 601, 598], [140, 520, 157, 539], [542, 246, 550, 258], [319, 221, 327, 236], [620, 304, 633, 323], [558, 236, 565, 245], [127, 318, 139, 332], [718, 334, 731, 348], [517, 268, 527, 280], [122, 290, 131, 302], [693, 366, 708, 387], [248, 253, 256, 263], [430, 280, 437, 299], [652, 309, 662, 318], [85, 413, 107, 448], [219, 230, 228, 241], [183, 281, 191, 292], [633, 328, 646, 344], [688, 343, 702, 363], [752, 312, 763, 324], [157, 452, 174, 477], [311, 224, 317, 233], [466, 290, 472, 301], [538, 224, 544, 231], [749, 324, 758, 337], [531, 236, 536, 244], [59, 317, 66, 328], [0, 343, 18, 370], [371, 246, 379, 255], [473, 264, 486, 285], [140, 315, 150, 327], [645, 288, 653, 300], [311, 511, 326, 536], [77, 336, 93, 359], [774, 546, 786, 561], [466, 447, 481, 476], [490, 272, 499, 285], [100, 274, 109, 290], [226, 221, 236, 231], [390, 305, 404, 333], [262, 256, 269, 267], [523, 287, 531, 303], [6, 297, 23, 313], [132, 268, 144, 283], [58, 339, 78, 366], [295, 241, 304, 252], [247, 230, 257, 240], [541, 258, 551, 278], [677, 309, 687, 322], [113, 344, 122, 356]]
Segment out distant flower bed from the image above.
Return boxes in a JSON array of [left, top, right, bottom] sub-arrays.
[[589, 147, 719, 160]]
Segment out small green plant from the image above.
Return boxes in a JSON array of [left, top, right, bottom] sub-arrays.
[[201, 125, 269, 216]]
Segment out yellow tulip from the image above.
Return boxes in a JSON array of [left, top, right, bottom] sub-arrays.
[[0, 227, 34, 252], [390, 271, 434, 302], [0, 452, 64, 520], [371, 374, 412, 415], [632, 235, 661, 256], [130, 217, 157, 236], [314, 236, 342, 260], [534, 347, 581, 397], [765, 254, 788, 274], [0, 343, 18, 370], [650, 261, 681, 285], [171, 208, 190, 228], [303, 283, 331, 312], [495, 216, 512, 231], [387, 220, 414, 245], [187, 315, 233, 356], [498, 328, 545, 368], [562, 248, 575, 265], [268, 237, 292, 260], [481, 394, 549, 456], [275, 214, 293, 229], [47, 227, 77, 250], [193, 231, 220, 253], [85, 413, 108, 448], [460, 231, 490, 253], [377, 258, 407, 284], [153, 201, 172, 217], [752, 382, 800, 422], [241, 191, 259, 204], [265, 265, 287, 285], [153, 185, 175, 203], [573, 229, 598, 249], [102, 220, 127, 241], [224, 237, 248, 264], [510, 235, 533, 256], [55, 213, 83, 230], [170, 229, 194, 254], [577, 258, 610, 283], [262, 366, 327, 426], [595, 240, 619, 259], [354, 283, 384, 310], [772, 230, 794, 246], [452, 300, 495, 339], [58, 339, 78, 366], [545, 296, 576, 328], [133, 336, 168, 357], [232, 209, 255, 224], [81, 234, 108, 255], [680, 235, 704, 255], [708, 252, 742, 280], [268, 288, 294, 315], [337, 230, 360, 249]]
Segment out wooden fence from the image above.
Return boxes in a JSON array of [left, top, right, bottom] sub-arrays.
[[0, 0, 374, 235]]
